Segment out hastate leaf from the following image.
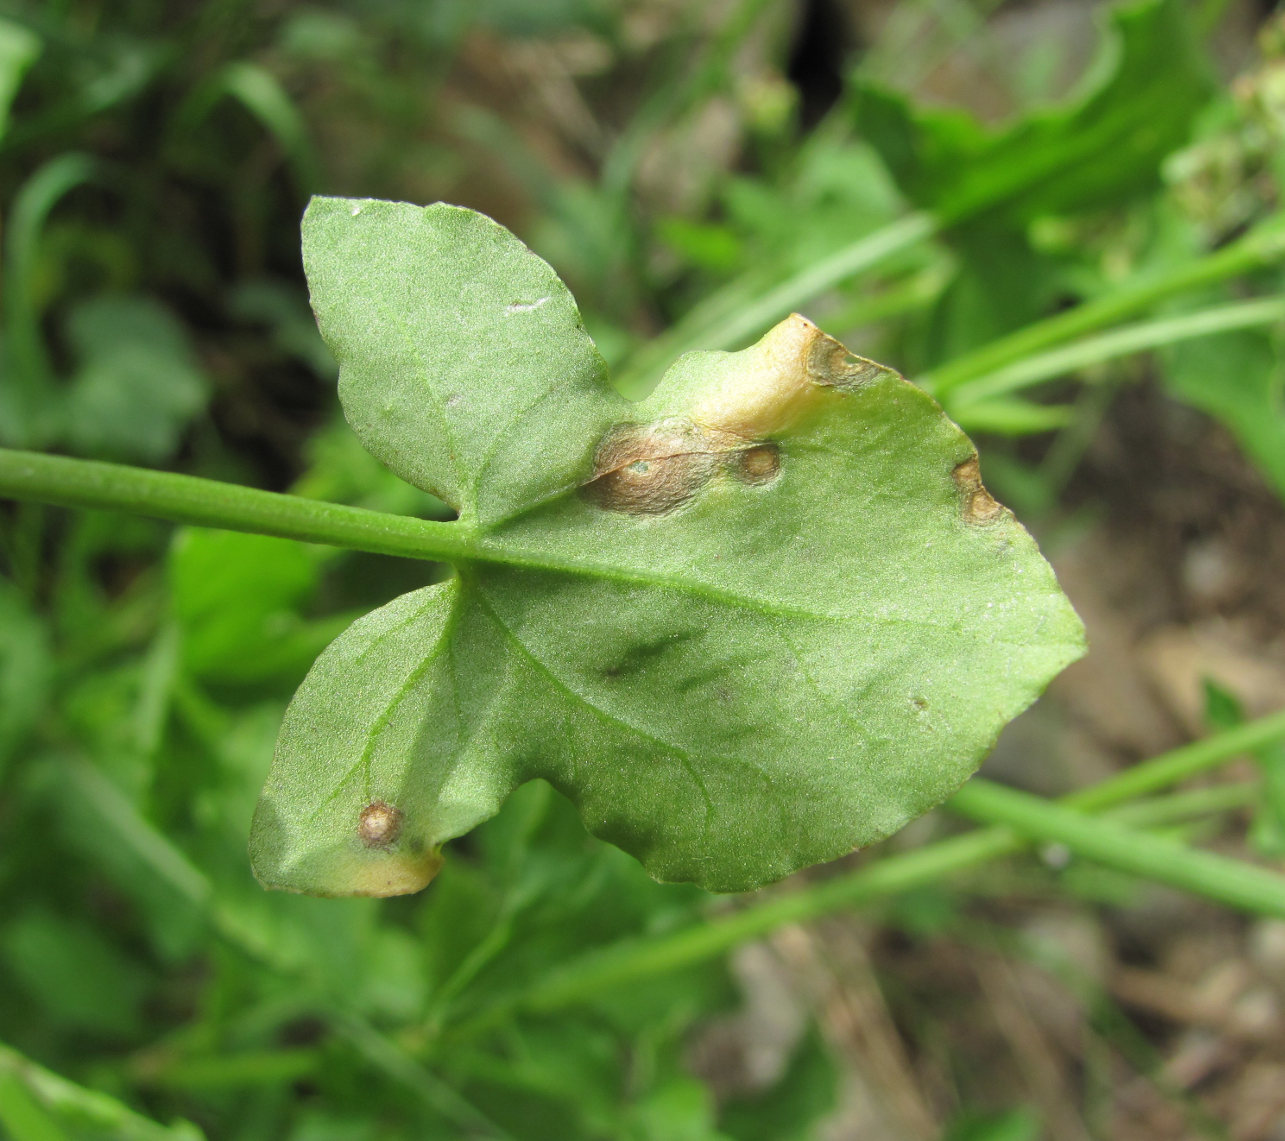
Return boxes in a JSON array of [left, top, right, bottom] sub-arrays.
[[251, 198, 1085, 896]]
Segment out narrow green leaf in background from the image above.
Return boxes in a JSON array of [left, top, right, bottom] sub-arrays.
[[250, 197, 1085, 897], [63, 296, 210, 463], [1160, 323, 1285, 499], [852, 0, 1210, 226], [0, 17, 40, 142]]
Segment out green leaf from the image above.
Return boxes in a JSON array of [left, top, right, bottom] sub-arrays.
[[0, 17, 40, 143], [63, 296, 209, 463], [169, 529, 339, 685], [0, 579, 51, 779], [853, 0, 1211, 225], [1159, 324, 1285, 499], [301, 197, 617, 525], [250, 197, 1084, 897]]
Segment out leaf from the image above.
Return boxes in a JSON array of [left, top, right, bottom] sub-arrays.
[[301, 197, 617, 525], [63, 296, 209, 463], [1159, 324, 1285, 499], [250, 197, 1085, 897], [0, 17, 40, 143], [169, 529, 340, 685], [852, 0, 1211, 226], [0, 579, 51, 780]]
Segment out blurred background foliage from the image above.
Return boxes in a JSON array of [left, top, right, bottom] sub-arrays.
[[3, 0, 1285, 1138]]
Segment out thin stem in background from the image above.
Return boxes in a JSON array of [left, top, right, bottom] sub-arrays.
[[923, 212, 1285, 397], [2, 153, 97, 447], [947, 296, 1285, 407], [948, 778, 1285, 917], [446, 707, 1285, 1036]]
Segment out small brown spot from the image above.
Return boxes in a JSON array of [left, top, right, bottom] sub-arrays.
[[912, 695, 928, 711], [358, 801, 402, 849], [803, 320, 899, 390], [733, 443, 782, 484], [583, 419, 719, 515], [952, 455, 1004, 525]]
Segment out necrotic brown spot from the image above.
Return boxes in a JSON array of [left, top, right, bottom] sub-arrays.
[[952, 455, 1003, 525], [583, 419, 718, 515], [358, 801, 403, 848], [734, 443, 781, 484]]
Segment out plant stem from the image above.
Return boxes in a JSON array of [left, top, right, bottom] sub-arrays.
[[922, 212, 1285, 397], [1105, 781, 1256, 829], [948, 297, 1285, 406], [949, 778, 1285, 917], [1064, 710, 1285, 810], [0, 448, 475, 563], [448, 706, 1285, 1034]]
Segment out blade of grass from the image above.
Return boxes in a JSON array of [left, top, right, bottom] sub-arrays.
[[922, 212, 1285, 397], [1106, 782, 1256, 829], [947, 296, 1285, 406], [0, 1070, 73, 1141], [2, 153, 97, 445], [0, 1041, 203, 1141]]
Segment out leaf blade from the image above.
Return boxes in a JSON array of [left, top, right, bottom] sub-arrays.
[[303, 197, 619, 522]]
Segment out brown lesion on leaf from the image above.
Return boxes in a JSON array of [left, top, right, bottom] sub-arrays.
[[732, 442, 781, 485], [583, 314, 898, 514], [582, 421, 785, 514], [358, 800, 403, 849], [581, 418, 721, 515], [953, 455, 1005, 526]]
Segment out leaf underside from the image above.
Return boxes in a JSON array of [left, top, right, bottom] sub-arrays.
[[250, 197, 1085, 897]]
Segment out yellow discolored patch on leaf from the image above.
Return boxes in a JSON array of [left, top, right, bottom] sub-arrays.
[[332, 844, 444, 897], [583, 316, 897, 514], [691, 313, 899, 439]]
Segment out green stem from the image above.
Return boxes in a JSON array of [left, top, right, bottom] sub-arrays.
[[0, 448, 475, 563], [449, 706, 1285, 1034], [923, 213, 1285, 397], [949, 296, 1285, 406], [1106, 781, 1256, 829], [1064, 709, 1285, 810], [950, 778, 1285, 917]]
